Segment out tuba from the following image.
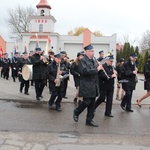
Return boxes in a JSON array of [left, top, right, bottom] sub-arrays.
[[55, 63, 63, 87]]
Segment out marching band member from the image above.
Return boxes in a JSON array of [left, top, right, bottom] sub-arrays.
[[121, 53, 138, 112], [70, 52, 84, 106], [11, 52, 19, 82], [29, 50, 34, 86], [30, 48, 48, 101], [18, 52, 31, 95], [73, 44, 102, 127], [115, 58, 125, 100], [97, 50, 104, 62], [47, 51, 55, 64], [94, 55, 117, 117], [1, 53, 11, 80], [137, 55, 150, 107], [60, 51, 70, 99], [46, 53, 69, 111]]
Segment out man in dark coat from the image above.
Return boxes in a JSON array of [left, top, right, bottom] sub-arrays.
[[1, 53, 11, 80], [18, 52, 31, 95], [120, 54, 138, 112], [97, 50, 104, 62], [30, 48, 48, 100], [94, 55, 117, 117], [46, 53, 69, 111], [60, 51, 70, 99], [73, 44, 102, 127], [11, 52, 19, 82]]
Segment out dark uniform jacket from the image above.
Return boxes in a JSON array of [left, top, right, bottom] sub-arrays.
[[18, 58, 31, 72], [98, 63, 115, 91], [0, 58, 2, 67], [78, 55, 99, 98], [1, 58, 11, 70], [121, 59, 137, 91], [46, 60, 69, 92], [116, 64, 123, 81], [70, 61, 80, 87], [144, 60, 150, 90], [30, 53, 47, 80], [11, 56, 19, 70]]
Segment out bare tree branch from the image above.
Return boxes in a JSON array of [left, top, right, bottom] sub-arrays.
[[6, 5, 35, 40], [140, 30, 150, 50]]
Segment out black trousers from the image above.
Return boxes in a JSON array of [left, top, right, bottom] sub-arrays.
[[121, 90, 133, 110], [1, 68, 4, 77], [49, 90, 63, 108], [34, 79, 46, 98], [3, 68, 9, 80], [63, 79, 68, 97], [20, 77, 29, 93], [95, 90, 114, 115], [12, 69, 18, 82], [74, 97, 95, 123]]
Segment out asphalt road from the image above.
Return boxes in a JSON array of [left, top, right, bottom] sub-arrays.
[[0, 100, 150, 146], [0, 74, 150, 149]]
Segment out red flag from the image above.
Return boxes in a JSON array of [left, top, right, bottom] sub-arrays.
[[0, 46, 3, 58]]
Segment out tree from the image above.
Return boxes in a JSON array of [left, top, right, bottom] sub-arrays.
[[6, 5, 35, 40], [135, 46, 139, 55], [93, 30, 103, 37], [68, 26, 103, 36], [140, 30, 150, 50], [137, 54, 143, 73]]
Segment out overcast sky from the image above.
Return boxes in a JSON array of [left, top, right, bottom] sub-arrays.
[[1, 0, 150, 46]]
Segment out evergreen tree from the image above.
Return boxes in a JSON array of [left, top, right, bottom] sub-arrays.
[[135, 46, 139, 55], [137, 54, 143, 73]]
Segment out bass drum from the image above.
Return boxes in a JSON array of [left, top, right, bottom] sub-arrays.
[[22, 64, 33, 81]]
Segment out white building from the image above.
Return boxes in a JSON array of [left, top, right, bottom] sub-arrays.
[[6, 0, 117, 60]]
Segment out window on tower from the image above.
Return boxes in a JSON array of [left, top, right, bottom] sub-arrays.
[[39, 24, 43, 32], [41, 10, 45, 16]]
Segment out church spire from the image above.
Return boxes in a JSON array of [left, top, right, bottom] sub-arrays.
[[36, 0, 51, 9]]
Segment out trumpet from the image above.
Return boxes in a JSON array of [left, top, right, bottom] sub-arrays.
[[41, 55, 49, 64]]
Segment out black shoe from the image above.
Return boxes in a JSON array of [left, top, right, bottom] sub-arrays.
[[24, 92, 29, 95], [63, 96, 68, 99], [74, 99, 77, 106], [137, 100, 141, 108], [56, 107, 61, 111], [48, 105, 53, 109], [20, 90, 22, 93], [73, 110, 79, 122], [86, 120, 98, 127], [105, 114, 114, 117], [120, 105, 126, 111], [126, 109, 134, 112], [40, 95, 43, 98], [78, 100, 81, 106], [36, 97, 41, 101]]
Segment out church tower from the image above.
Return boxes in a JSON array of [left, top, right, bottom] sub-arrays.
[[30, 0, 56, 33]]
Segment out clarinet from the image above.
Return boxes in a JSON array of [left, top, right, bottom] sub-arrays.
[[93, 57, 110, 80]]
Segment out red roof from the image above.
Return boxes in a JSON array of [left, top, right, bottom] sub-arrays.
[[36, 0, 51, 9]]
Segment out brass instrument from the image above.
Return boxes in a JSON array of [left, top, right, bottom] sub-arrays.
[[41, 55, 49, 64], [55, 63, 63, 87]]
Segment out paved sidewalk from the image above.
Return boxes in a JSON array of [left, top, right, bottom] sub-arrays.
[[0, 131, 149, 150]]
